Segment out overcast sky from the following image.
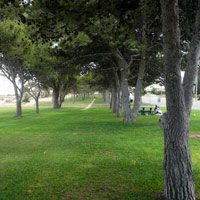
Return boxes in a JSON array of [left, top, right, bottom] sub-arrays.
[[0, 76, 14, 95]]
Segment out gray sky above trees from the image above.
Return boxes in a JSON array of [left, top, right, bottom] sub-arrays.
[[0, 76, 14, 95]]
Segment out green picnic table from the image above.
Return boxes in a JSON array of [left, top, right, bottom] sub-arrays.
[[138, 107, 153, 115]]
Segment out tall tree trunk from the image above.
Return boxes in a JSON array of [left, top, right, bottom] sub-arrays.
[[112, 86, 117, 113], [160, 0, 197, 199], [132, 8, 147, 121], [73, 92, 76, 104], [183, 4, 200, 116], [58, 83, 66, 109], [116, 90, 122, 118], [110, 89, 113, 109], [104, 90, 110, 105], [111, 47, 133, 122], [35, 97, 39, 113], [114, 70, 122, 117], [16, 99, 22, 117], [102, 91, 106, 103], [13, 81, 22, 117], [52, 86, 59, 109], [121, 70, 133, 122], [106, 91, 111, 105], [82, 93, 86, 100]]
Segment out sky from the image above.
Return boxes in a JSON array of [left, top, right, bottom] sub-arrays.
[[0, 76, 15, 95]]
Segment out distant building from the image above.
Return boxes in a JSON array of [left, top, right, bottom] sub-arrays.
[[145, 84, 165, 95]]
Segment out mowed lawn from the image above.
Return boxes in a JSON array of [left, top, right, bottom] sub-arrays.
[[0, 105, 200, 200]]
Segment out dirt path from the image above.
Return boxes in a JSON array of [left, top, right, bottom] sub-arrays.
[[189, 133, 200, 138], [82, 98, 96, 110]]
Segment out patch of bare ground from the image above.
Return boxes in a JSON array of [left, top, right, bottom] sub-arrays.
[[152, 191, 165, 200], [189, 133, 200, 138]]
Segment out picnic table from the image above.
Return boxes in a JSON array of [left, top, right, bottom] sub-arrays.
[[138, 106, 153, 115]]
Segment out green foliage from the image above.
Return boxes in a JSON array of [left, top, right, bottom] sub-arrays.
[[22, 93, 30, 103], [0, 19, 33, 57], [151, 87, 161, 95]]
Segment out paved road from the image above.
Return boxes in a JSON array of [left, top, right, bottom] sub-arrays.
[[142, 96, 200, 110]]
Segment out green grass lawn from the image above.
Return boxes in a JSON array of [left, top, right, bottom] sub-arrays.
[[0, 106, 200, 200]]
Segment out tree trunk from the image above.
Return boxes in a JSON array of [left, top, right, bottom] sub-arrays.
[[160, 114, 195, 200], [35, 97, 39, 113], [110, 89, 113, 109], [82, 93, 86, 100], [183, 2, 200, 116], [102, 91, 106, 103], [104, 90, 110, 105], [107, 91, 111, 105], [112, 86, 117, 113], [132, 8, 147, 121], [160, 0, 196, 199], [16, 99, 22, 117], [116, 89, 122, 118], [58, 84, 66, 109], [131, 60, 145, 121], [52, 86, 59, 109], [111, 47, 133, 122], [114, 70, 122, 118], [73, 92, 76, 104], [121, 70, 133, 122], [13, 81, 22, 117]]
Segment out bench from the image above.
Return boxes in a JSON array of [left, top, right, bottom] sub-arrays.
[[138, 107, 153, 115]]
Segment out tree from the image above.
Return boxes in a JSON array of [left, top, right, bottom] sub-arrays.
[[24, 71, 43, 113], [159, 0, 200, 199], [0, 56, 29, 117]]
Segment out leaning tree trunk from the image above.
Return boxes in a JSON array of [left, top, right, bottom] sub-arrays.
[[132, 8, 147, 121], [160, 0, 197, 199], [13, 81, 22, 117]]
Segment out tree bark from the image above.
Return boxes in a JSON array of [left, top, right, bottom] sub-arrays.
[[73, 92, 76, 104], [183, 0, 200, 117], [102, 91, 106, 103], [114, 70, 122, 118], [132, 8, 147, 121], [13, 81, 23, 117], [107, 91, 111, 105], [58, 83, 66, 108], [160, 0, 197, 199], [52, 86, 59, 109], [110, 89, 113, 109], [35, 97, 39, 113], [111, 86, 117, 113], [104, 90, 110, 105], [16, 99, 22, 117], [111, 47, 133, 122], [121, 69, 133, 122]]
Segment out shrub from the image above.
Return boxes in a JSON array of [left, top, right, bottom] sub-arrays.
[[23, 93, 30, 103]]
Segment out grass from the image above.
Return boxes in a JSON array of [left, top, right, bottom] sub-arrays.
[[0, 103, 200, 199]]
